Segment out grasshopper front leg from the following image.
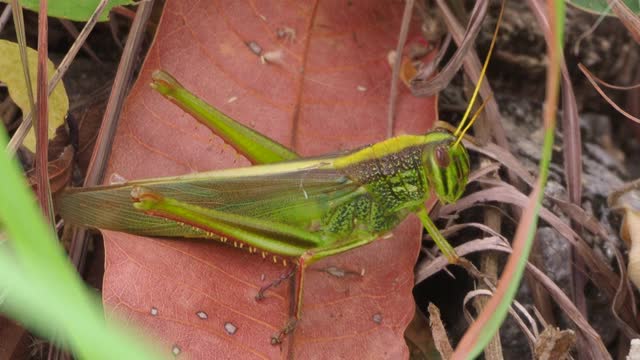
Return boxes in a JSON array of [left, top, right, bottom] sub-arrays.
[[418, 207, 484, 277], [417, 207, 459, 263]]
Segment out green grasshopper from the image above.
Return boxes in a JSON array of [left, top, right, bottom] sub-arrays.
[[58, 5, 501, 344]]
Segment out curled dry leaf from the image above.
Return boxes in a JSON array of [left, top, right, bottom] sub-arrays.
[[628, 338, 640, 360], [416, 238, 609, 357], [387, 39, 439, 89], [534, 326, 576, 360], [609, 181, 640, 290], [427, 303, 453, 359], [404, 309, 439, 360], [27, 145, 74, 195]]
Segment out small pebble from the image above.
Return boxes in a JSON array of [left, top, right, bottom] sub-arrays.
[[246, 41, 262, 55], [224, 322, 238, 335], [196, 311, 208, 320], [171, 345, 181, 356]]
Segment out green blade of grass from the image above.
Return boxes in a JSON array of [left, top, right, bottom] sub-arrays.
[[452, 1, 565, 358], [0, 125, 160, 359]]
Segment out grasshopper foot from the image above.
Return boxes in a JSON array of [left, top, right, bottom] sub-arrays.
[[271, 318, 297, 345], [455, 257, 487, 281], [256, 268, 295, 301]]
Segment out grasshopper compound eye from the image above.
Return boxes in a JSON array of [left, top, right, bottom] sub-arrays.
[[425, 137, 470, 204], [434, 145, 450, 168]]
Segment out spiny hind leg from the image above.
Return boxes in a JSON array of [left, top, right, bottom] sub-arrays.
[[271, 251, 313, 345], [255, 266, 295, 301]]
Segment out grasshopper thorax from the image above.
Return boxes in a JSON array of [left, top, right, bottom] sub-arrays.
[[423, 130, 470, 204]]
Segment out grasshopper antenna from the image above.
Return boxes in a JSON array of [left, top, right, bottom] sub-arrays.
[[454, 94, 492, 148], [453, 0, 505, 138]]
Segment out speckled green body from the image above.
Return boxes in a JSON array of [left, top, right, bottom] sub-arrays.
[[321, 146, 425, 237]]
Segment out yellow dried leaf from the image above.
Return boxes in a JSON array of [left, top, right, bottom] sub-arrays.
[[0, 39, 68, 152]]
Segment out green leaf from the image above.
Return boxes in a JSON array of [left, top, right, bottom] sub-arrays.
[[0, 39, 68, 152], [567, 0, 640, 15], [2, 0, 134, 22]]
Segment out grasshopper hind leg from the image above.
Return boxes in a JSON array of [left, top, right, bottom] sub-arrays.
[[271, 318, 298, 345], [270, 251, 313, 345], [255, 267, 295, 301]]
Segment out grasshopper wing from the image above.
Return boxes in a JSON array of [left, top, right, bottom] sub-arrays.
[[57, 158, 359, 239]]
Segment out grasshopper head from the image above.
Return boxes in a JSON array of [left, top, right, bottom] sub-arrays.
[[419, 0, 501, 205], [424, 131, 470, 204]]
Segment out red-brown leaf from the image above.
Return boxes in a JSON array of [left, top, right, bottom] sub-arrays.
[[101, 1, 437, 358]]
